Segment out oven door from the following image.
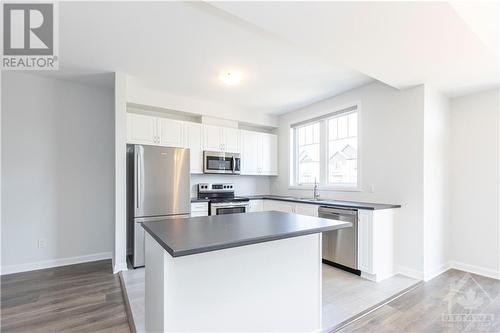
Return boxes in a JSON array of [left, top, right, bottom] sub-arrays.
[[204, 151, 240, 174], [210, 203, 249, 216]]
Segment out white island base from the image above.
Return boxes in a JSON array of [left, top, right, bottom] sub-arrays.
[[145, 233, 323, 332]]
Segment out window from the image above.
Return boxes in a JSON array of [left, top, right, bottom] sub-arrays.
[[296, 122, 320, 184], [291, 105, 359, 189]]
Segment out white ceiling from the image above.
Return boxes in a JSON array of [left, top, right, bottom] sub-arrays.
[[52, 1, 498, 116], [57, 2, 371, 115], [211, 1, 499, 97]]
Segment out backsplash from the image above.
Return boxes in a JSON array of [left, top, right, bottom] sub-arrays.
[[190, 174, 271, 197]]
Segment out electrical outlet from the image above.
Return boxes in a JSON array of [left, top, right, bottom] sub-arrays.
[[38, 239, 47, 248]]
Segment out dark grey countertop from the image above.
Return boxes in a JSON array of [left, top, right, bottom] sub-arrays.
[[141, 211, 351, 257], [245, 195, 401, 210]]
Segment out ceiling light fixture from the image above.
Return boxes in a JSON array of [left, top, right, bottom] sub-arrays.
[[219, 71, 242, 86]]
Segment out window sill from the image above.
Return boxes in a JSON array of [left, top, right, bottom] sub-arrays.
[[287, 185, 362, 192]]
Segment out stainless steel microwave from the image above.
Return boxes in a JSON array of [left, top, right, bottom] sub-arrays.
[[203, 151, 241, 174]]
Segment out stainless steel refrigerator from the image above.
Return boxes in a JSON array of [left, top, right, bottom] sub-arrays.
[[127, 144, 190, 268]]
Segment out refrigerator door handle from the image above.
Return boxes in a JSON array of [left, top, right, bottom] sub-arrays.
[[136, 149, 142, 209]]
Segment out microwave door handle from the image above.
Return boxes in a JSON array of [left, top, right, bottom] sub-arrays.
[[232, 156, 235, 173]]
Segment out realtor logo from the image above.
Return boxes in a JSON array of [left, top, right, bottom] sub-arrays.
[[2, 2, 58, 70]]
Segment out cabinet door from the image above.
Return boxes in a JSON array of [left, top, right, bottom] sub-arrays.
[[159, 118, 184, 148], [261, 133, 278, 175], [358, 210, 374, 274], [185, 122, 203, 173], [223, 127, 240, 153], [240, 130, 261, 175], [294, 203, 318, 217], [248, 200, 264, 212], [127, 113, 158, 145], [203, 125, 223, 152], [263, 200, 293, 213]]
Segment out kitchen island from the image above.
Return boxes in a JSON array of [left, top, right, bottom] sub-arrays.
[[142, 211, 351, 332]]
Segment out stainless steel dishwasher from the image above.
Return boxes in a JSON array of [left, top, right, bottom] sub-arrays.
[[319, 206, 360, 275]]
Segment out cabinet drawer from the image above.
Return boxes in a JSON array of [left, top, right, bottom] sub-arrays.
[[191, 202, 209, 212], [191, 211, 208, 217]]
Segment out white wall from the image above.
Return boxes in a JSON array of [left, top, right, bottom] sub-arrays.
[[191, 174, 272, 198], [450, 89, 500, 278], [272, 81, 426, 277], [114, 72, 128, 273], [423, 87, 451, 280], [1, 72, 115, 274]]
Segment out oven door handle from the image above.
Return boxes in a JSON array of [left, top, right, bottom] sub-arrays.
[[212, 203, 249, 208]]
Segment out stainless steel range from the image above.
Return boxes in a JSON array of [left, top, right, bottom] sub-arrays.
[[197, 183, 249, 215]]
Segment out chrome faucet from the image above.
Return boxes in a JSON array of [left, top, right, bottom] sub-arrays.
[[313, 178, 320, 200]]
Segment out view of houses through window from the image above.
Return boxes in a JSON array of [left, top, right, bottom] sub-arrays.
[[296, 122, 320, 184], [328, 112, 358, 185], [292, 108, 358, 187]]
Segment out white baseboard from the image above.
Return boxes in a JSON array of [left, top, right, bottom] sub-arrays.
[[423, 263, 451, 281], [398, 262, 500, 282], [449, 261, 500, 280], [397, 266, 424, 280], [0, 252, 112, 275], [114, 262, 128, 274]]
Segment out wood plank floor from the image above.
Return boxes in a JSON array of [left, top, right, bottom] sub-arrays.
[[1, 260, 131, 333], [337, 269, 500, 333]]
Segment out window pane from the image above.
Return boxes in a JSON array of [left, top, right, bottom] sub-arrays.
[[327, 112, 358, 186], [348, 113, 357, 137], [296, 122, 320, 184], [329, 118, 337, 140], [337, 115, 348, 139]]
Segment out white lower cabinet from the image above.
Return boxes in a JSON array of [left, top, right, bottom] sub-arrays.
[[263, 200, 294, 213], [248, 199, 264, 212], [262, 200, 319, 216], [294, 203, 319, 217], [358, 209, 395, 281], [191, 202, 208, 217]]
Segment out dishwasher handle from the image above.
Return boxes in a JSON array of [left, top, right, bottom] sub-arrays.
[[318, 206, 357, 216]]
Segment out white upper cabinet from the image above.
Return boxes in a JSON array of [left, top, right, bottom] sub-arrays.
[[203, 125, 224, 152], [241, 130, 261, 174], [159, 118, 184, 148], [184, 122, 203, 174], [240, 130, 278, 176], [127, 113, 159, 145], [127, 113, 275, 176], [261, 133, 278, 175], [203, 125, 240, 153], [223, 127, 240, 153]]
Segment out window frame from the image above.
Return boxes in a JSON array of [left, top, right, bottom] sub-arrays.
[[289, 102, 362, 192]]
